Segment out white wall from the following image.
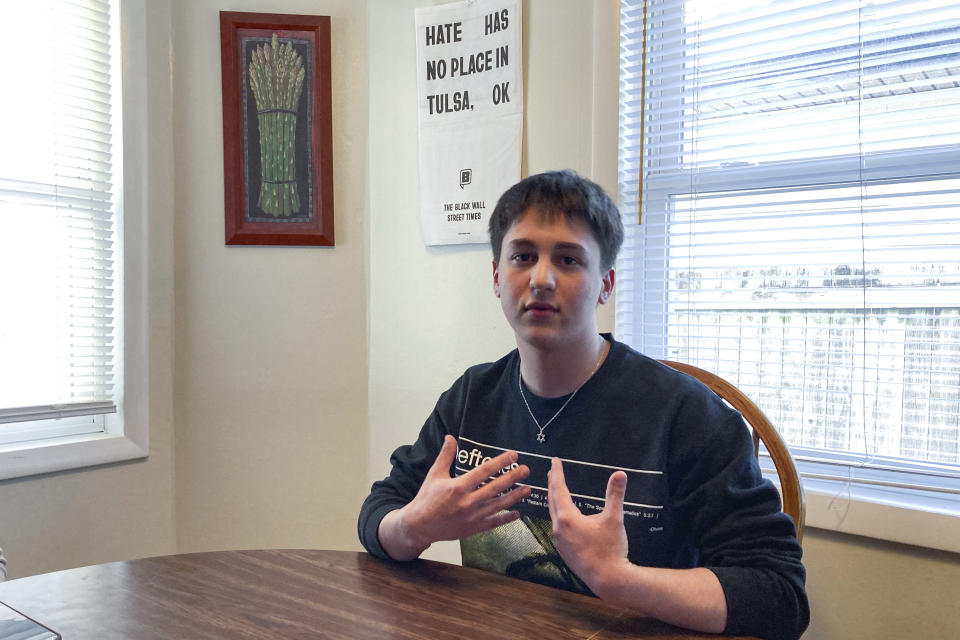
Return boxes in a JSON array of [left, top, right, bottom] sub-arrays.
[[171, 0, 369, 553], [803, 529, 960, 639], [0, 0, 177, 578]]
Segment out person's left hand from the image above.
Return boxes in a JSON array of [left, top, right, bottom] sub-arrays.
[[547, 457, 630, 593]]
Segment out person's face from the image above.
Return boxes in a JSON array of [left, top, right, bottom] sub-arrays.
[[493, 207, 614, 351]]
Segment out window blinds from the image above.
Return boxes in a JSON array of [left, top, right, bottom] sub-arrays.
[[617, 0, 960, 472], [0, 0, 119, 426]]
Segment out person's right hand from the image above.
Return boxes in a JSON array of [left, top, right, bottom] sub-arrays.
[[378, 435, 531, 560]]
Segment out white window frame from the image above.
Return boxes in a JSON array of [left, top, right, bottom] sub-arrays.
[[0, 0, 149, 480], [617, 0, 960, 552]]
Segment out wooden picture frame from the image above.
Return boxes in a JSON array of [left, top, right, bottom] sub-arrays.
[[220, 12, 334, 246]]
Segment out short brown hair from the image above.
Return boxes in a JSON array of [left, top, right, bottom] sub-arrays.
[[488, 170, 624, 271]]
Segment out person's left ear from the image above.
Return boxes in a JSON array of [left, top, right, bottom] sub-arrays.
[[598, 268, 615, 304]]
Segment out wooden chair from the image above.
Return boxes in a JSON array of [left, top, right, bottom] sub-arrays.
[[659, 360, 806, 543]]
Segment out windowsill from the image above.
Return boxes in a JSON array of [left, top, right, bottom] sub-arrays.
[[764, 471, 960, 553], [0, 431, 148, 481], [803, 477, 960, 553]]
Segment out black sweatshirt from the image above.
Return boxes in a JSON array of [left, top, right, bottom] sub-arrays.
[[359, 336, 809, 640]]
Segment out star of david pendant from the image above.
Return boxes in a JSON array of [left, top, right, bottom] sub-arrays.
[[537, 431, 546, 443]]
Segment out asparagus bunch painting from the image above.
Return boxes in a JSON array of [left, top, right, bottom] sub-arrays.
[[249, 34, 305, 216]]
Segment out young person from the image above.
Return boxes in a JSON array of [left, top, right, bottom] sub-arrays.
[[358, 170, 808, 640]]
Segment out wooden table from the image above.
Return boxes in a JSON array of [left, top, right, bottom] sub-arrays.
[[0, 550, 753, 639]]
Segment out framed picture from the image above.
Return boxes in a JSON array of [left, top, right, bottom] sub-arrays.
[[220, 12, 334, 246]]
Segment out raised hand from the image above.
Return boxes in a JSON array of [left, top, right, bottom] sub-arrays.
[[547, 459, 728, 632], [379, 435, 531, 560], [547, 457, 630, 591]]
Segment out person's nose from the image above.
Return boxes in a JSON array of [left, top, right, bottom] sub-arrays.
[[530, 259, 556, 292]]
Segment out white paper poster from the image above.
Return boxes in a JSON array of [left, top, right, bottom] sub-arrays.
[[415, 0, 523, 246]]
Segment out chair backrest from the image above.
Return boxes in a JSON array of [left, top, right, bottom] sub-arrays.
[[659, 360, 805, 543]]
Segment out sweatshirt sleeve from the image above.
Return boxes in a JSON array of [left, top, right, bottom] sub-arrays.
[[357, 406, 450, 560], [669, 410, 810, 640]]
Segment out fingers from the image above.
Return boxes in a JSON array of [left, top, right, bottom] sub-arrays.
[[484, 480, 531, 513], [547, 457, 573, 518], [426, 435, 459, 479], [467, 462, 530, 522], [480, 508, 523, 531], [432, 436, 518, 486], [473, 462, 528, 499], [464, 448, 521, 485], [434, 436, 530, 505], [457, 475, 529, 537], [461, 508, 523, 540], [548, 457, 570, 497], [604, 470, 628, 523]]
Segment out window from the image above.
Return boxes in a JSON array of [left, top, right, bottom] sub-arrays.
[[0, 0, 148, 479], [618, 0, 960, 548]]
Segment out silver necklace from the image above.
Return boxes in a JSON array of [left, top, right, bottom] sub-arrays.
[[518, 341, 609, 444]]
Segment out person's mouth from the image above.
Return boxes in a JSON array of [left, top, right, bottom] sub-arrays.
[[525, 302, 558, 317]]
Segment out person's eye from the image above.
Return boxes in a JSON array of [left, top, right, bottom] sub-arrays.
[[559, 255, 581, 266], [511, 253, 533, 263]]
